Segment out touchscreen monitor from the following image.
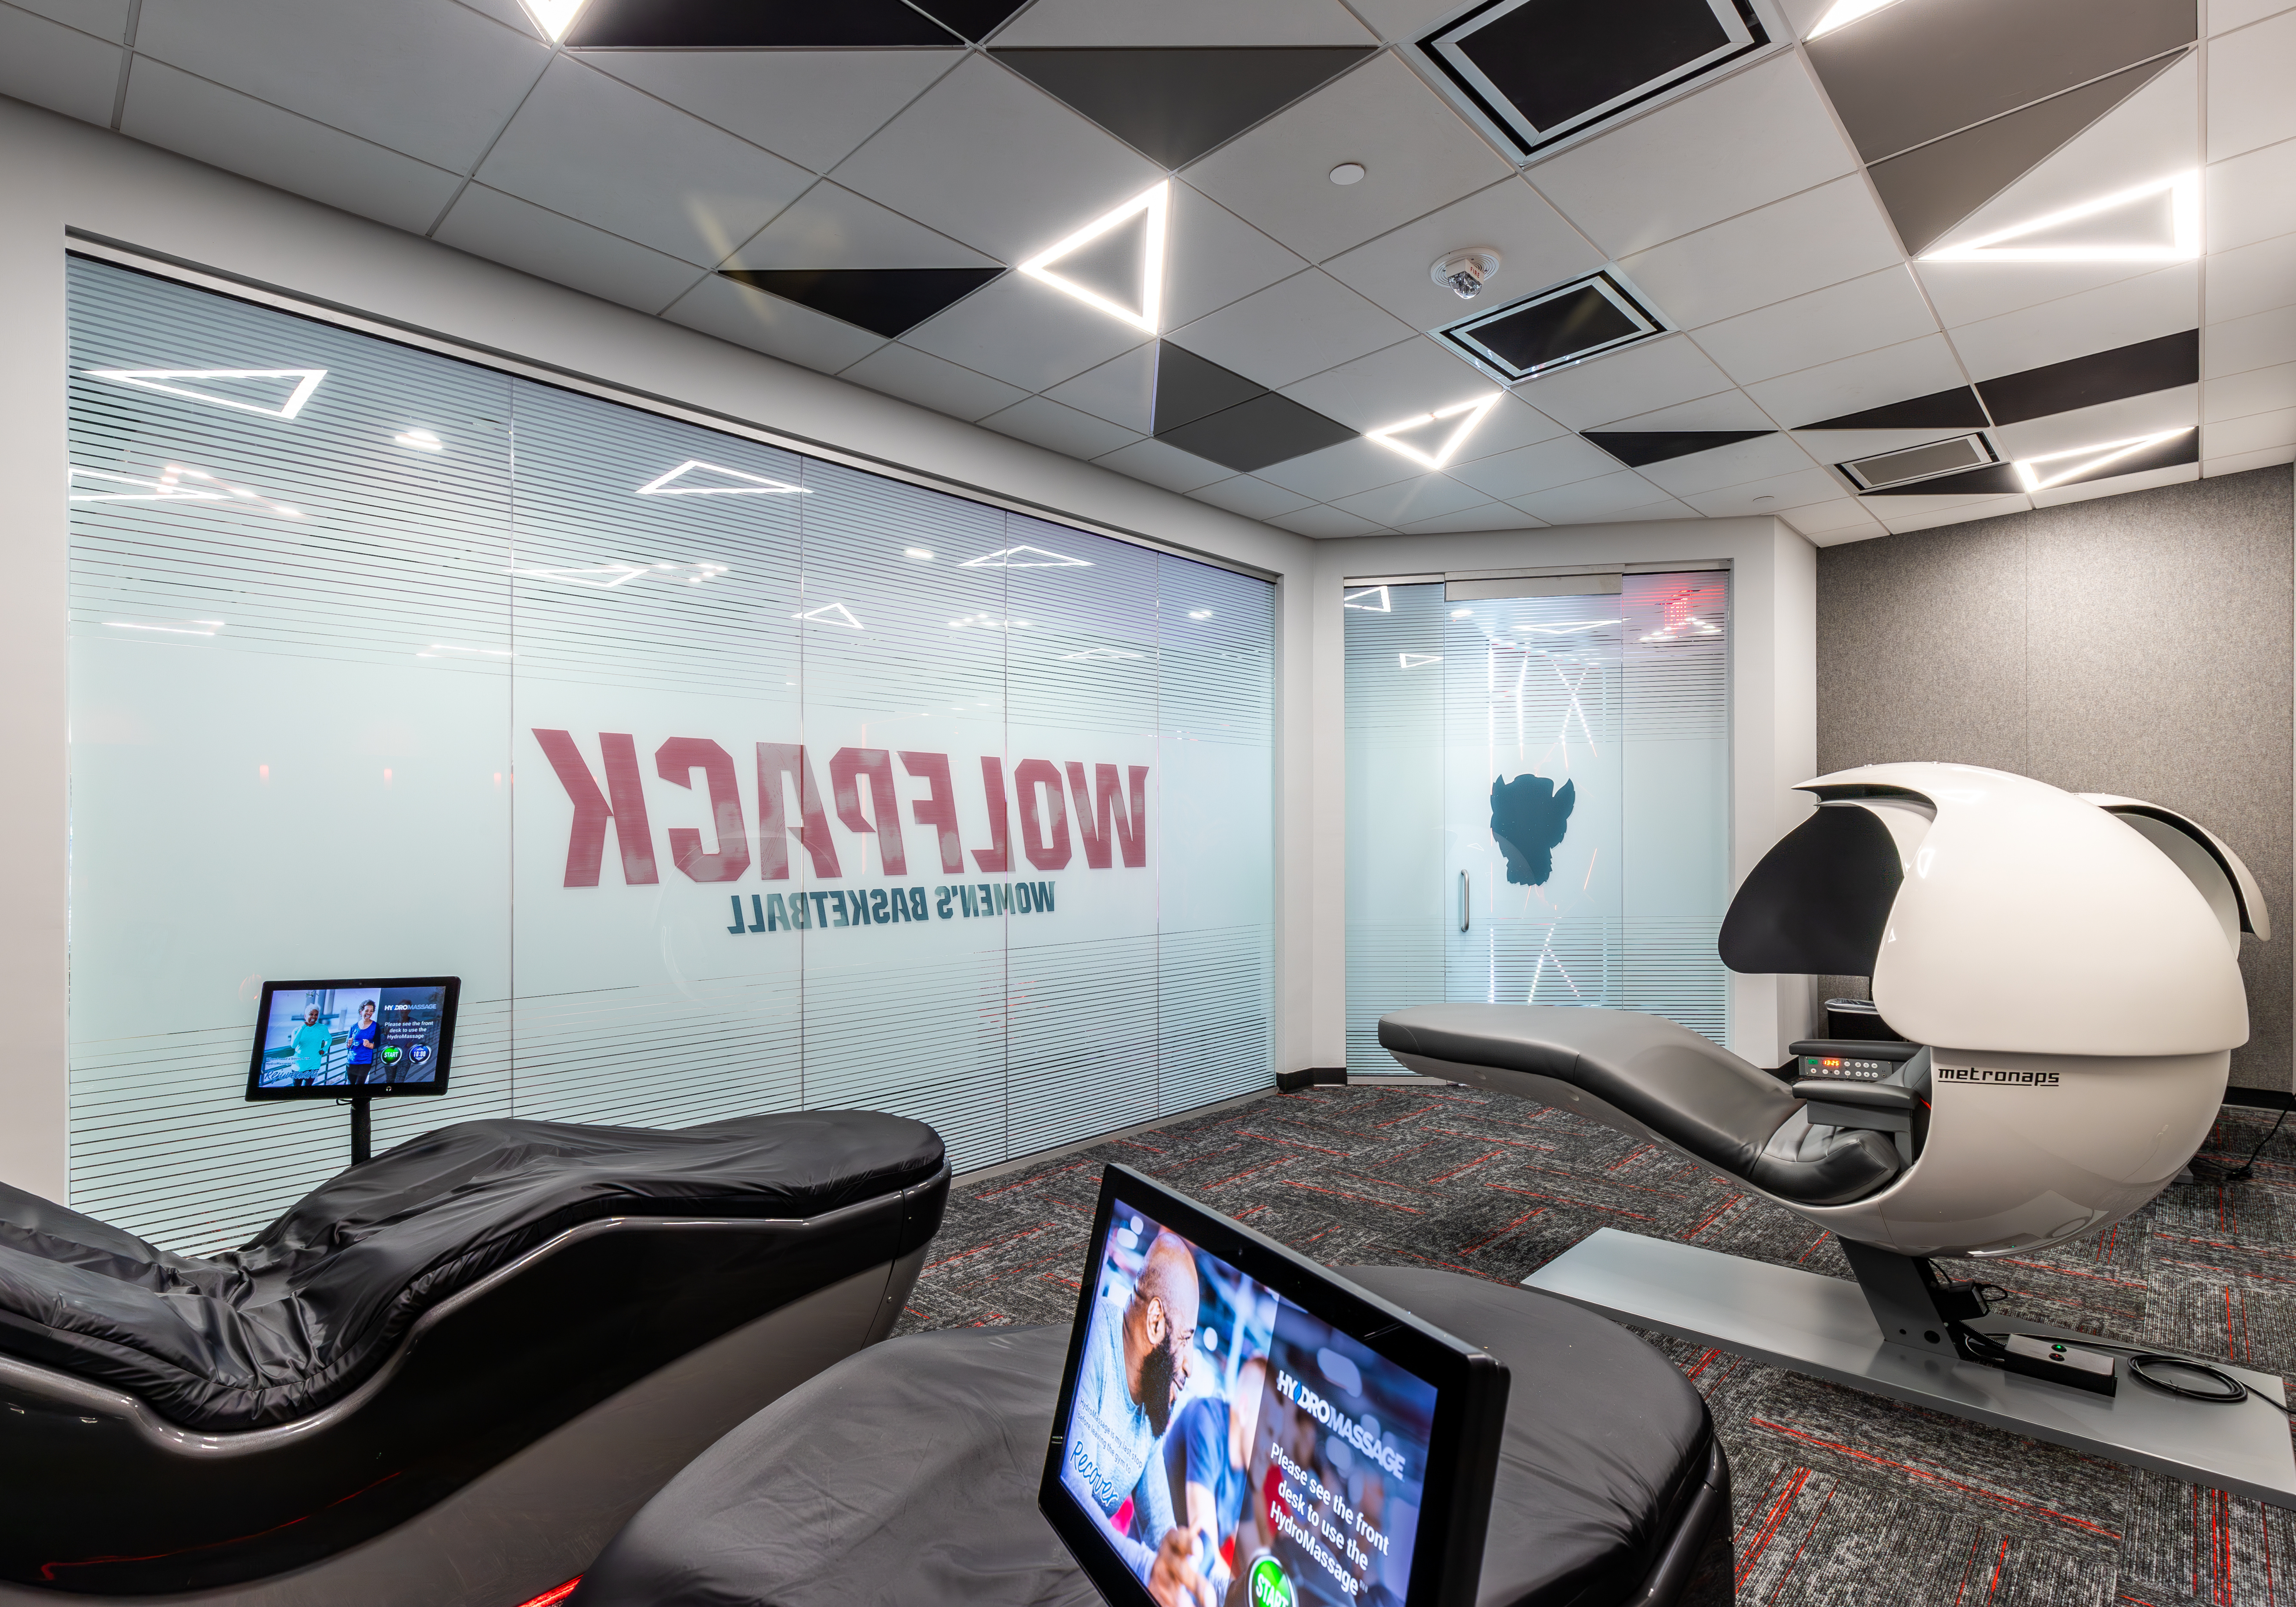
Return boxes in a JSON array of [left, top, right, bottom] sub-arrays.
[[1041, 1165, 1507, 1607], [245, 977, 459, 1099]]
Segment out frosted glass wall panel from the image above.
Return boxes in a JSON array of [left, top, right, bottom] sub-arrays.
[[64, 259, 1275, 1247]]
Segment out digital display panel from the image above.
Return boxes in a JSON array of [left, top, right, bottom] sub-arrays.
[[245, 977, 459, 1099]]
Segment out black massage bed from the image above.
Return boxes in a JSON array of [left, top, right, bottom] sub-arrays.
[[570, 1265, 1732, 1607], [0, 1110, 947, 1603]]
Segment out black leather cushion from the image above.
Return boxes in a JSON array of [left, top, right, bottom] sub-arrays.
[[571, 1267, 1720, 1607], [1379, 1004, 1900, 1207], [0, 1111, 943, 1431]]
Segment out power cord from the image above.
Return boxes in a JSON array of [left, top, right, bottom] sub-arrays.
[[2189, 1109, 2288, 1184], [1949, 1322, 2270, 1410]]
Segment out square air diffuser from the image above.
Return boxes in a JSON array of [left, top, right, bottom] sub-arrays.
[[1434, 269, 1670, 383], [1838, 434, 2000, 490]]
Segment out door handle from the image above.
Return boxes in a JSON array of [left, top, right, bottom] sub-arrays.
[[1459, 871, 1469, 933]]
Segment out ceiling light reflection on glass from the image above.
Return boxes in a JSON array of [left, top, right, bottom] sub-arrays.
[[637, 460, 808, 496], [515, 561, 730, 588], [1061, 647, 1147, 661], [2011, 428, 2195, 492], [105, 619, 224, 636], [1342, 584, 1393, 612], [1921, 173, 2200, 264], [949, 614, 1031, 631], [794, 602, 864, 629], [72, 464, 301, 517], [84, 368, 326, 418], [395, 428, 445, 452], [1364, 393, 1503, 469], [1399, 653, 1441, 669], [904, 548, 933, 561], [1019, 181, 1170, 334], [416, 644, 515, 660], [961, 545, 1091, 568]]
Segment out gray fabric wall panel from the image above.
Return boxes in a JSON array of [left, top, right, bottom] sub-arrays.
[[1816, 467, 2294, 1090]]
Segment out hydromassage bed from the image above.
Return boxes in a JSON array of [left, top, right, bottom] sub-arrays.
[[0, 1109, 947, 1604]]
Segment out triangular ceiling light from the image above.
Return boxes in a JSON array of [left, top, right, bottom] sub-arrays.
[[960, 545, 1092, 568], [2012, 428, 2194, 491], [515, 0, 588, 40], [993, 48, 1375, 167], [1020, 182, 1168, 333], [1398, 653, 1441, 669], [1923, 172, 2198, 263], [1343, 585, 1393, 612], [637, 460, 807, 496], [85, 368, 326, 419], [1364, 394, 1502, 470], [793, 601, 864, 629]]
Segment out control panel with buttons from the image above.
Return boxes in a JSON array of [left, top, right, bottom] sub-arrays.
[[1799, 1055, 1890, 1081]]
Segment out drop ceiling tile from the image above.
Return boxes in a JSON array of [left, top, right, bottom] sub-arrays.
[[1277, 337, 1536, 433], [1399, 502, 1550, 533], [1269, 504, 1389, 537], [2206, 231, 2296, 324], [896, 270, 1149, 391], [1509, 334, 1734, 430], [2206, 135, 2296, 253], [994, 0, 1374, 46], [1185, 475, 1317, 520], [1789, 425, 1983, 463], [2206, 362, 2296, 422], [1676, 466, 1845, 517], [1506, 473, 1695, 525], [10, 0, 127, 40], [1691, 267, 1940, 386], [1945, 262, 2199, 380], [2200, 406, 2296, 457], [583, 50, 960, 176], [1617, 176, 1906, 329], [828, 53, 1162, 262], [1777, 497, 1889, 536], [1318, 178, 1607, 331], [1342, 0, 1459, 43], [2213, 0, 2296, 32], [1525, 54, 1856, 260], [1877, 493, 2033, 533], [994, 46, 1376, 168], [476, 60, 813, 268], [122, 60, 466, 236], [1446, 433, 1623, 500], [661, 273, 889, 373], [1914, 257, 2170, 332], [981, 396, 1144, 458], [724, 182, 998, 271], [0, 4, 120, 125], [434, 184, 706, 312], [839, 342, 1032, 421], [1182, 52, 1512, 264], [1044, 342, 1159, 432], [2204, 443, 2296, 475], [1595, 393, 1776, 431], [1166, 270, 1415, 391], [1330, 473, 1487, 527], [1095, 437, 1248, 493], [2027, 460, 2198, 507], [133, 0, 547, 172], [1163, 184, 1313, 328], [2206, 305, 2296, 379], [1742, 334, 1971, 427], [1634, 433, 1820, 496], [2208, 10, 2296, 161], [1253, 437, 1419, 500]]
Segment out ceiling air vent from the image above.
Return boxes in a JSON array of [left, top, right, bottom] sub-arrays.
[[1435, 269, 1670, 383], [1838, 434, 2000, 490], [1412, 0, 1772, 162]]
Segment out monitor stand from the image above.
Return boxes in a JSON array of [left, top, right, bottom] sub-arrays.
[[348, 1088, 375, 1166]]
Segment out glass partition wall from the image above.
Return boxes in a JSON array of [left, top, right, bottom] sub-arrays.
[[1343, 574, 1730, 1071], [64, 258, 1275, 1250]]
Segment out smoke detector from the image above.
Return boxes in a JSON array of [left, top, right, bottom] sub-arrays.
[[1431, 248, 1501, 300]]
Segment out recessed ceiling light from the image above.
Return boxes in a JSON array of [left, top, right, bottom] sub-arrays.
[[517, 0, 590, 41], [1921, 172, 2199, 264], [84, 368, 326, 419], [1807, 0, 1908, 37], [1329, 163, 1366, 185], [1364, 393, 1504, 470], [1019, 181, 1169, 334], [2012, 428, 2194, 492]]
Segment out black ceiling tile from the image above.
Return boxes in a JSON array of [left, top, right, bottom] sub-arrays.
[[1436, 269, 1666, 382], [909, 0, 1032, 42], [718, 268, 1004, 338], [1152, 342, 1268, 436], [991, 48, 1375, 168], [1868, 55, 2177, 256], [1799, 387, 1989, 430], [1154, 393, 1357, 474], [1583, 429, 1772, 467], [1806, 0, 2193, 163], [1975, 329, 2199, 425], [569, 0, 957, 46], [1857, 462, 2024, 495]]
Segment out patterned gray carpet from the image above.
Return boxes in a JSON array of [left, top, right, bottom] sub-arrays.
[[895, 1082, 2295, 1607]]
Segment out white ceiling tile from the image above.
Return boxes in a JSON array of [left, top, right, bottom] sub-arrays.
[[1343, 0, 1460, 44], [898, 270, 1148, 390], [1254, 437, 1419, 500], [1914, 258, 2165, 331], [1526, 54, 1856, 259], [1741, 334, 1969, 428], [829, 53, 1161, 261], [1776, 497, 1887, 536], [839, 342, 1031, 421], [1278, 337, 1531, 432], [2206, 305, 2296, 379], [1874, 491, 2032, 530], [1595, 392, 1775, 430], [1399, 502, 1550, 533], [2207, 11, 2296, 161], [1617, 176, 1905, 329], [981, 395, 1143, 458], [1774, 0, 1836, 39], [1182, 52, 1513, 263], [1634, 434, 1821, 496], [476, 60, 813, 267], [2028, 460, 2198, 507], [0, 4, 120, 125], [2206, 135, 2296, 253], [2202, 406, 2296, 457], [1676, 466, 1845, 517], [1093, 437, 1233, 493], [1947, 262, 2200, 380], [583, 49, 961, 175], [450, 0, 541, 37], [1269, 504, 1389, 537], [1447, 433, 1623, 499], [1509, 334, 1735, 430], [994, 0, 1373, 45], [1789, 426, 1979, 462], [1330, 473, 1487, 526], [1163, 184, 1312, 327], [2204, 444, 2296, 475], [723, 181, 997, 271], [1691, 267, 1939, 385], [2206, 230, 2296, 323], [1318, 178, 1606, 330], [2206, 362, 2296, 421], [1186, 475, 1317, 520], [1507, 475, 1696, 524], [9, 0, 124, 42], [134, 0, 547, 172], [1167, 269, 1415, 389], [1990, 387, 2198, 458], [433, 184, 706, 312], [1043, 342, 1158, 431], [1439, 395, 1571, 462], [660, 274, 888, 374], [123, 60, 466, 235], [2214, 0, 2296, 29]]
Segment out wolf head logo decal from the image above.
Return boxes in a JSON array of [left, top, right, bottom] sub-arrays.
[[1490, 773, 1575, 887]]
